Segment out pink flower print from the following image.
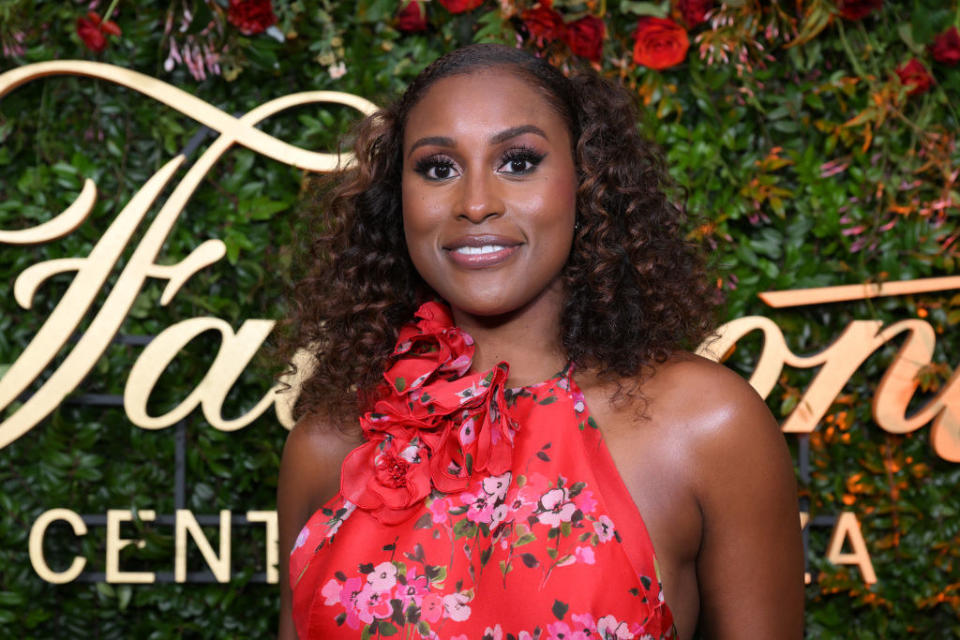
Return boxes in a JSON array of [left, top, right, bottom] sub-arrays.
[[428, 496, 451, 525], [518, 633, 534, 640], [547, 621, 578, 639], [538, 487, 577, 527], [572, 613, 597, 633], [339, 577, 365, 629], [574, 489, 598, 515], [556, 375, 570, 391], [397, 569, 429, 607], [366, 561, 398, 592], [421, 592, 444, 623], [291, 525, 310, 553], [482, 471, 512, 501], [451, 636, 469, 640], [443, 591, 472, 622], [594, 514, 615, 542], [490, 503, 509, 529], [483, 624, 504, 640], [449, 353, 472, 375], [462, 489, 495, 524], [320, 578, 341, 606], [572, 390, 587, 414], [597, 614, 635, 639], [575, 545, 596, 565], [459, 416, 477, 446], [356, 583, 393, 623]]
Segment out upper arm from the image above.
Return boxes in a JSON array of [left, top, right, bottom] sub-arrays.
[[277, 415, 358, 640], [687, 365, 804, 638]]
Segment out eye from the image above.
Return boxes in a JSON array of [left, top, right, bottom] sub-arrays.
[[499, 146, 546, 175], [413, 154, 460, 181]]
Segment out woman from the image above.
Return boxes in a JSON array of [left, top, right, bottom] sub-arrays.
[[278, 44, 803, 639]]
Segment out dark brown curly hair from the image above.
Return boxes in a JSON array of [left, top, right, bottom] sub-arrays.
[[280, 43, 718, 426]]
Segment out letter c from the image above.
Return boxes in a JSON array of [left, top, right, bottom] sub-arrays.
[[29, 509, 87, 583]]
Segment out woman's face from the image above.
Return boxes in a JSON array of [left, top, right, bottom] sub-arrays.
[[401, 69, 577, 319]]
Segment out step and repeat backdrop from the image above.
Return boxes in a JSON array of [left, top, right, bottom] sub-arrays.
[[1, 1, 959, 637]]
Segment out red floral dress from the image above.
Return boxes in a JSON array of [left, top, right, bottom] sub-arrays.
[[290, 302, 676, 639]]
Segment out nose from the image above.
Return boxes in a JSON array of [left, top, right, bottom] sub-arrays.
[[455, 170, 504, 224]]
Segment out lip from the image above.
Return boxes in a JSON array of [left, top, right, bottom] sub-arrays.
[[443, 234, 523, 269]]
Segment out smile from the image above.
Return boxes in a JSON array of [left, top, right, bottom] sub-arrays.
[[444, 236, 521, 268], [453, 245, 508, 255]]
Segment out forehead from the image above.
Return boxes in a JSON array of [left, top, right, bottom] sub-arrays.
[[402, 69, 571, 148]]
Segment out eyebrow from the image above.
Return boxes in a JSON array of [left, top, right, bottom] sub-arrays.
[[406, 124, 549, 158]]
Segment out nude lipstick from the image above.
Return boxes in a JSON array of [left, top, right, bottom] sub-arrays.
[[444, 234, 522, 268]]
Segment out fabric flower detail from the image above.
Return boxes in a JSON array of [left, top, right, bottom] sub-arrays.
[[340, 429, 432, 524], [930, 26, 960, 66], [343, 302, 518, 523], [632, 17, 689, 70]]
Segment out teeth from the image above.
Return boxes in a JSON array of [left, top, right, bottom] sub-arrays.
[[454, 245, 506, 255]]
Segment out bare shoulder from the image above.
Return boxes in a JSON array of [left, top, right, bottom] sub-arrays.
[[278, 412, 361, 522], [643, 353, 789, 483]]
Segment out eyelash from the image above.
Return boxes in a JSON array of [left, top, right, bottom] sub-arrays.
[[412, 145, 547, 181]]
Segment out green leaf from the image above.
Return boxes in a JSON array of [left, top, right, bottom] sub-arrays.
[[552, 599, 569, 620]]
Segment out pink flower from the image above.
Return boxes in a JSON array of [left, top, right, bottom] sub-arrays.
[[462, 488, 496, 523], [575, 545, 596, 564], [397, 569, 430, 606], [597, 614, 635, 639], [594, 514, 615, 542], [482, 471, 512, 501], [428, 495, 451, 524], [573, 489, 597, 514], [356, 583, 393, 623], [321, 578, 341, 606], [366, 561, 398, 592], [547, 621, 575, 640], [339, 577, 365, 629], [422, 592, 444, 622], [538, 487, 577, 527], [484, 624, 504, 640], [292, 525, 310, 551], [443, 592, 472, 621]]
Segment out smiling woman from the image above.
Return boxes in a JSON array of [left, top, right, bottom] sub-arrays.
[[277, 44, 804, 640]]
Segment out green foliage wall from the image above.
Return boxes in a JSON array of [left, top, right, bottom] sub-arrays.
[[1, 0, 959, 637]]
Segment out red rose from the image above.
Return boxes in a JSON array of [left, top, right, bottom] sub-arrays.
[[76, 11, 121, 53], [437, 0, 484, 14], [837, 0, 882, 20], [895, 58, 934, 96], [676, 0, 713, 27], [632, 17, 689, 70], [522, 6, 565, 44], [227, 0, 277, 36], [930, 26, 960, 66], [396, 0, 428, 33], [563, 16, 605, 62]]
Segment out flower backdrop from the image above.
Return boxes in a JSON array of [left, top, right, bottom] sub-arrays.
[[1, 0, 959, 637]]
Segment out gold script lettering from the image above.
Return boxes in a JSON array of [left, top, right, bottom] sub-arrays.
[[0, 61, 377, 448]]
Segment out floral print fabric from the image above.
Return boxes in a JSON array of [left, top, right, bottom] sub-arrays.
[[290, 302, 675, 639]]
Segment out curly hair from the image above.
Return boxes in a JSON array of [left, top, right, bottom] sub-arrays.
[[279, 43, 718, 425]]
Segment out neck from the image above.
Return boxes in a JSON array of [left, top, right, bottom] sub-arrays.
[[449, 286, 567, 388]]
